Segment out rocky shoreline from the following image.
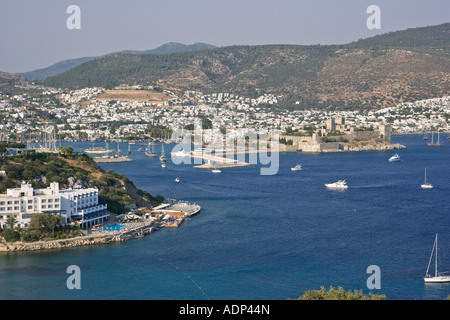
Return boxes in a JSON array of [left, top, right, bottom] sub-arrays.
[[0, 221, 156, 252]]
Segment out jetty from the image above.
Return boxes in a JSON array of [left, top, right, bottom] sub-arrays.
[[190, 150, 251, 169], [93, 156, 134, 163]]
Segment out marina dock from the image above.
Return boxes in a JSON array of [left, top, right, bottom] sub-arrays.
[[93, 156, 134, 163], [191, 151, 250, 169]]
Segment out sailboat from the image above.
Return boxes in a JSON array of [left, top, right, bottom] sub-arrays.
[[160, 143, 167, 162], [127, 142, 131, 155], [423, 133, 428, 140], [428, 132, 442, 147], [421, 168, 433, 189], [424, 234, 450, 283], [145, 141, 157, 157]]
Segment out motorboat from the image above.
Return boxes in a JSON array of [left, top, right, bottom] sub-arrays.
[[325, 180, 348, 190], [211, 169, 222, 173], [389, 154, 401, 162], [171, 150, 190, 157], [291, 164, 302, 171], [175, 177, 180, 183]]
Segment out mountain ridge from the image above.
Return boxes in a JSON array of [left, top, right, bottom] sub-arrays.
[[17, 42, 217, 81], [41, 23, 450, 110]]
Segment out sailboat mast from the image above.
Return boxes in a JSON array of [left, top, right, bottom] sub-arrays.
[[435, 234, 438, 277], [426, 234, 437, 277]]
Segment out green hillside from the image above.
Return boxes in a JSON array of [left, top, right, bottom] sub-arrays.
[[43, 23, 450, 110]]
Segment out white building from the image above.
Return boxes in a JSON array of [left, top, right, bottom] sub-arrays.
[[0, 182, 108, 229]]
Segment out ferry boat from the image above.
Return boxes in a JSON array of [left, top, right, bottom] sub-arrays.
[[325, 180, 348, 190], [291, 164, 302, 171], [389, 154, 401, 162], [84, 147, 111, 154]]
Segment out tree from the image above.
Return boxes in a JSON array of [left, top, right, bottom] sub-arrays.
[[6, 216, 17, 229], [29, 213, 61, 234], [297, 286, 386, 300]]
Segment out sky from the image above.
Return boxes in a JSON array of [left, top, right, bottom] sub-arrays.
[[0, 0, 449, 73]]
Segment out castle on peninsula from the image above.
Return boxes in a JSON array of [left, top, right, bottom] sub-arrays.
[[280, 117, 404, 153]]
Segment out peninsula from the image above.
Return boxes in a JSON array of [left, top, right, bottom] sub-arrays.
[[280, 120, 406, 153], [0, 146, 199, 252]]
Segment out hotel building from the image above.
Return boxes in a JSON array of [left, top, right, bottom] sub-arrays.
[[0, 182, 109, 229]]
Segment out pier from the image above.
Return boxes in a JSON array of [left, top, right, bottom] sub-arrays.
[[93, 156, 134, 163], [190, 151, 251, 169]]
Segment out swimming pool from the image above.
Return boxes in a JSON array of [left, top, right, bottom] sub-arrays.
[[103, 224, 125, 232]]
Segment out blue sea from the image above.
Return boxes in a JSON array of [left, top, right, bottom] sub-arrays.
[[0, 134, 449, 300]]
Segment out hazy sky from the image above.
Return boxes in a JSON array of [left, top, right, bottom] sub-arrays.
[[0, 0, 449, 73]]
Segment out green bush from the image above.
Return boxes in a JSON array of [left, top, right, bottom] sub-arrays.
[[1, 228, 21, 242], [297, 286, 386, 300]]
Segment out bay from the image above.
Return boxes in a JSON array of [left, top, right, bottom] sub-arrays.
[[0, 134, 449, 300]]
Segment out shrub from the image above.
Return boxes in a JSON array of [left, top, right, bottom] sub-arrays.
[[297, 286, 386, 300]]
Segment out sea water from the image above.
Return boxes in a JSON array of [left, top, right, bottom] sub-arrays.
[[0, 134, 449, 300]]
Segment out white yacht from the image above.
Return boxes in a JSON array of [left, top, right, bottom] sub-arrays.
[[211, 169, 222, 173], [421, 168, 433, 189], [325, 180, 348, 190], [171, 150, 190, 157], [424, 234, 450, 283], [291, 164, 302, 171], [389, 154, 401, 162]]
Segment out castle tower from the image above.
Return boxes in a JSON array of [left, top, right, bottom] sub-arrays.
[[379, 124, 391, 143]]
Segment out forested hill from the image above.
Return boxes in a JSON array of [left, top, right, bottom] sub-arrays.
[[43, 23, 450, 110]]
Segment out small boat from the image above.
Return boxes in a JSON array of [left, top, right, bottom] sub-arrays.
[[138, 148, 143, 152], [175, 177, 180, 183], [161, 163, 166, 168], [171, 150, 190, 157], [325, 180, 348, 190], [424, 234, 450, 283], [423, 133, 428, 140], [421, 168, 433, 189], [211, 169, 222, 173], [291, 164, 302, 171], [160, 143, 167, 162], [389, 154, 401, 162], [145, 142, 157, 157]]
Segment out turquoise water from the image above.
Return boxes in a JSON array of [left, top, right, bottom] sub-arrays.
[[0, 134, 449, 300], [103, 224, 125, 232]]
